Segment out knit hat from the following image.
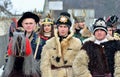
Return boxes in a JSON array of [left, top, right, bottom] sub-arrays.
[[18, 12, 39, 27], [93, 18, 107, 34]]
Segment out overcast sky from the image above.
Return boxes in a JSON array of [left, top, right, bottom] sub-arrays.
[[10, 0, 45, 14]]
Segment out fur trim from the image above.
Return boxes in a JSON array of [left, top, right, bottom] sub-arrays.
[[101, 40, 120, 76], [7, 37, 32, 56], [81, 26, 92, 37], [40, 31, 82, 77], [72, 24, 76, 33], [106, 34, 115, 40], [16, 27, 25, 32], [82, 41, 109, 75], [54, 28, 74, 57], [114, 51, 120, 77], [4, 32, 40, 77], [83, 34, 115, 44], [73, 49, 92, 77], [54, 29, 62, 56], [83, 35, 95, 43], [61, 30, 74, 55], [113, 32, 120, 40]]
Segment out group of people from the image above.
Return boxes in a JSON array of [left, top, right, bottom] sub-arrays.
[[2, 11, 120, 77]]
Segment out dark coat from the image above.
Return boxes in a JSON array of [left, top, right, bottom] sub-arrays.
[[101, 40, 120, 77], [31, 34, 48, 61], [73, 40, 120, 77]]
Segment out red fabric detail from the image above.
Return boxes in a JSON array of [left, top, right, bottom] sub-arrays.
[[8, 38, 32, 56], [39, 35, 48, 40], [12, 18, 18, 28], [25, 38, 32, 56], [7, 41, 12, 56]]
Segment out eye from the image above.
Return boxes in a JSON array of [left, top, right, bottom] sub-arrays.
[[24, 23, 34, 25]]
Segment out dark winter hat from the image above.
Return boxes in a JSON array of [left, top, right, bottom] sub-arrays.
[[106, 15, 119, 27], [56, 15, 72, 28], [18, 12, 39, 27], [60, 12, 71, 18], [93, 18, 107, 34]]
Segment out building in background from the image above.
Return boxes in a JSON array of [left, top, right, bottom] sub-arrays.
[[44, 0, 120, 19]]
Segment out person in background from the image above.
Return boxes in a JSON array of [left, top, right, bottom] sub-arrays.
[[107, 26, 113, 36], [40, 12, 82, 77], [33, 17, 54, 61], [9, 18, 18, 39], [40, 17, 54, 39], [106, 15, 120, 39], [72, 12, 91, 43]]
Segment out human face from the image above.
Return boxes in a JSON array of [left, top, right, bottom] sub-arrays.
[[44, 24, 52, 33], [94, 29, 107, 40], [78, 22, 85, 29], [58, 24, 69, 37], [107, 27, 113, 36], [112, 26, 117, 32], [22, 18, 36, 33], [74, 23, 80, 29]]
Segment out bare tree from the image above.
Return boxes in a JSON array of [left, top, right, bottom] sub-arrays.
[[0, 0, 13, 16]]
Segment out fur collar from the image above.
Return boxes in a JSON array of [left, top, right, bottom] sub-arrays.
[[81, 26, 92, 37], [83, 34, 115, 44], [54, 29, 74, 57]]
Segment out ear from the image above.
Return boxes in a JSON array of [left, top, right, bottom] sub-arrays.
[[25, 38, 32, 56]]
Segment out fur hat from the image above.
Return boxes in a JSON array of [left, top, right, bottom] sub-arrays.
[[60, 12, 71, 18], [56, 15, 72, 28], [18, 12, 39, 27], [74, 16, 85, 23], [106, 15, 119, 27], [93, 18, 107, 34]]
